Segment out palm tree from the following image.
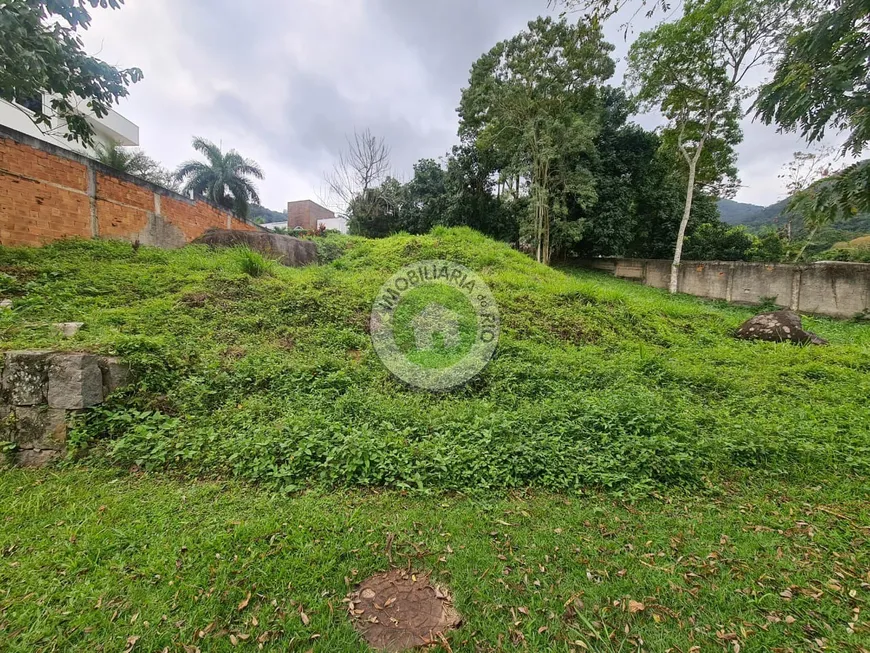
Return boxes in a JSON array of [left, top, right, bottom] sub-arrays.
[[96, 141, 178, 191], [174, 138, 264, 219]]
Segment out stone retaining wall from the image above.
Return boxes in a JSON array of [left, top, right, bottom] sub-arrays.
[[0, 350, 130, 466]]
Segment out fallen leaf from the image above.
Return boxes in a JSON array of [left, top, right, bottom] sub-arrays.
[[300, 610, 310, 626], [238, 592, 251, 612], [629, 600, 645, 614]]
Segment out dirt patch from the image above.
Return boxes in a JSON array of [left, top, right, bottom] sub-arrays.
[[179, 292, 211, 308], [347, 569, 461, 651]]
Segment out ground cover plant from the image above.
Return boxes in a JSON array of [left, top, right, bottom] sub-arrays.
[[0, 227, 868, 494]]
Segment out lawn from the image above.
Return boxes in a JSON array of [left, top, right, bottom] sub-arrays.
[[0, 229, 868, 651], [1, 470, 868, 652]]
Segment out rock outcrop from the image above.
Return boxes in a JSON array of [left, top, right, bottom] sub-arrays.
[[191, 228, 317, 267], [735, 310, 827, 345]]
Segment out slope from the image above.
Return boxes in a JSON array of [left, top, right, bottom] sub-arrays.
[[0, 228, 868, 493]]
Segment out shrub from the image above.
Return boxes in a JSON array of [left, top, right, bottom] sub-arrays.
[[235, 247, 276, 277]]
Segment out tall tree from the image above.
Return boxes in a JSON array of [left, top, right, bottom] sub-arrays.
[[174, 138, 264, 220], [458, 17, 615, 265], [626, 0, 802, 292], [0, 0, 142, 147], [96, 141, 178, 191], [324, 128, 392, 227]]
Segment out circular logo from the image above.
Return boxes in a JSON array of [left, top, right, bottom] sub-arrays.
[[370, 260, 500, 391]]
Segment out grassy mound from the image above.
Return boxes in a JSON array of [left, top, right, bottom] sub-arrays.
[[1, 228, 868, 493]]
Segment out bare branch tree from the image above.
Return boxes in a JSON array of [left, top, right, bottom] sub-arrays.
[[322, 128, 391, 216]]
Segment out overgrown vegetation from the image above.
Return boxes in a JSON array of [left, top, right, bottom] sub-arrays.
[[0, 229, 867, 494]]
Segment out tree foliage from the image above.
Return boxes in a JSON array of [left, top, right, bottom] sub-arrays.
[[755, 0, 870, 221], [96, 141, 178, 191], [458, 17, 615, 264], [174, 138, 264, 220], [755, 0, 869, 158], [0, 0, 143, 147]]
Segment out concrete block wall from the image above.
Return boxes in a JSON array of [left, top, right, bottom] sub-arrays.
[[0, 351, 130, 467], [573, 258, 870, 319], [0, 125, 260, 249]]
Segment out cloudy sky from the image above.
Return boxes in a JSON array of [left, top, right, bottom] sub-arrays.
[[80, 0, 839, 212]]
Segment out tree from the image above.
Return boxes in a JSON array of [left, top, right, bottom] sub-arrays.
[[566, 88, 723, 259], [0, 0, 143, 148], [347, 176, 405, 238], [755, 0, 870, 219], [402, 159, 450, 234], [324, 128, 392, 224], [96, 141, 178, 191], [626, 0, 802, 292], [458, 17, 615, 264], [174, 138, 264, 220], [682, 222, 755, 261]]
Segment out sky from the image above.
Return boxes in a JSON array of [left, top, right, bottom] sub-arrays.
[[79, 0, 842, 212]]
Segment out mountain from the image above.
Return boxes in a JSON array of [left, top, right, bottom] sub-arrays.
[[717, 199, 766, 225], [738, 199, 790, 230], [249, 204, 286, 225]]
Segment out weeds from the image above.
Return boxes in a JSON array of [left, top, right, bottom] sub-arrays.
[[235, 246, 276, 277]]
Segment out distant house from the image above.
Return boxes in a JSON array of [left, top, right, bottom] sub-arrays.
[[0, 92, 139, 155], [286, 199, 349, 234], [260, 221, 289, 232]]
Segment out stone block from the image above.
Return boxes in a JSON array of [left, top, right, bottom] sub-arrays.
[[47, 353, 103, 409], [16, 449, 62, 467], [98, 356, 132, 397], [3, 350, 52, 405], [52, 322, 84, 338], [13, 405, 68, 450]]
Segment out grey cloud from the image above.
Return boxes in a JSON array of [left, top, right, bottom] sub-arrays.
[[83, 0, 842, 210]]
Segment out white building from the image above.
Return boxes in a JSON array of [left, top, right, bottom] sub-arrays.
[[318, 217, 349, 234], [260, 216, 350, 234], [0, 93, 139, 154]]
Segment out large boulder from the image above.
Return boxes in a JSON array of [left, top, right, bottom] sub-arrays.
[[735, 310, 827, 345], [191, 228, 317, 267]]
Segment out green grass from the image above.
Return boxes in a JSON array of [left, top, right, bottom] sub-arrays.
[[0, 228, 868, 493], [1, 470, 867, 652]]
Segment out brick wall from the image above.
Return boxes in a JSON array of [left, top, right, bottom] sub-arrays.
[[0, 125, 259, 248]]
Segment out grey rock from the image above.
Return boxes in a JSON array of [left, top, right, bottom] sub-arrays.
[[98, 356, 132, 396], [47, 353, 103, 409], [190, 228, 317, 267], [0, 299, 12, 310], [13, 405, 68, 450], [16, 449, 62, 467], [735, 310, 828, 345], [3, 350, 52, 405], [52, 322, 85, 338]]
